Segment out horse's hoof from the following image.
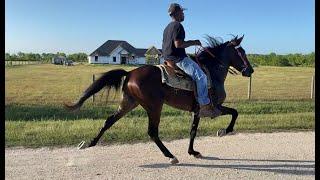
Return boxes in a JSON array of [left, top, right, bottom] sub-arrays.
[[77, 141, 87, 150], [169, 157, 179, 164], [217, 129, 227, 137], [194, 153, 203, 158]]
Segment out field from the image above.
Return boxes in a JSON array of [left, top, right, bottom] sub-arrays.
[[5, 64, 315, 147]]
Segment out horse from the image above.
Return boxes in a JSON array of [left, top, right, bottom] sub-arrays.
[[64, 35, 254, 164]]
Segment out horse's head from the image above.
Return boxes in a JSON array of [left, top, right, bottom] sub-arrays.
[[198, 35, 254, 77], [225, 35, 254, 77]]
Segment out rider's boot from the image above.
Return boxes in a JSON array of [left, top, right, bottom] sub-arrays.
[[199, 103, 221, 118]]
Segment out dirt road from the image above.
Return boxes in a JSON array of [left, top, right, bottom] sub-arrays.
[[5, 132, 315, 180]]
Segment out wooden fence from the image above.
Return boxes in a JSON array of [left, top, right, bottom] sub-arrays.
[[91, 74, 315, 103], [5, 61, 43, 66]]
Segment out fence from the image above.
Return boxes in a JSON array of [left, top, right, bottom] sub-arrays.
[[91, 73, 315, 103], [5, 61, 43, 66]]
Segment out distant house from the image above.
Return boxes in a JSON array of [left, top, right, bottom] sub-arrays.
[[52, 56, 74, 66], [145, 46, 164, 64], [88, 40, 164, 65], [52, 56, 66, 65]]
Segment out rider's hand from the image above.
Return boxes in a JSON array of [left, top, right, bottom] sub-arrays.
[[193, 40, 202, 46]]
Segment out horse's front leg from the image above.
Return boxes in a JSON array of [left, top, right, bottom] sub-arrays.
[[216, 105, 238, 137], [188, 112, 202, 158]]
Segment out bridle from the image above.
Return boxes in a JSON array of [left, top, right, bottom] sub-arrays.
[[195, 43, 248, 75], [234, 44, 249, 73]]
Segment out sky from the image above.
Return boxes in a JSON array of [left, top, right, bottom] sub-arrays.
[[5, 0, 315, 55]]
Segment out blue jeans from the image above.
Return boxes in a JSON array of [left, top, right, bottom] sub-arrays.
[[176, 57, 210, 106]]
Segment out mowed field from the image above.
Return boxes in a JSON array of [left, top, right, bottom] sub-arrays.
[[5, 64, 315, 147]]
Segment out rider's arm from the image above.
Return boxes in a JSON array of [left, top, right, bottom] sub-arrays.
[[174, 39, 201, 48]]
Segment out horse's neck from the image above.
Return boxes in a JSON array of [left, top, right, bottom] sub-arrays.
[[212, 68, 228, 84], [206, 61, 229, 84]]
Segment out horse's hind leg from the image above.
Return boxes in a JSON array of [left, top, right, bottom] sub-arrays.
[[87, 93, 138, 147]]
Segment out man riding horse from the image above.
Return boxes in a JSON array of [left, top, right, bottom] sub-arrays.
[[163, 3, 220, 117], [64, 3, 254, 164]]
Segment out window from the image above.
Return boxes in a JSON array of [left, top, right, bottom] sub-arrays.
[[94, 56, 98, 62], [113, 57, 116, 62]]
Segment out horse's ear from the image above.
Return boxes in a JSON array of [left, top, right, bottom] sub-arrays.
[[233, 35, 238, 41], [236, 35, 244, 45]]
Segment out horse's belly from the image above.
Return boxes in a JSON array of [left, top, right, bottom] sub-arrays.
[[163, 86, 196, 112]]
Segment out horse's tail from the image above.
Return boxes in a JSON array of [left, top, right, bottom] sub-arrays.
[[64, 69, 128, 112]]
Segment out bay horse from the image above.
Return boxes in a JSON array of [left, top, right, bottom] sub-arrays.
[[64, 35, 254, 164]]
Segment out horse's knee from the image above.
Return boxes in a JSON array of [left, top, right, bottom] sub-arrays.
[[231, 109, 238, 118]]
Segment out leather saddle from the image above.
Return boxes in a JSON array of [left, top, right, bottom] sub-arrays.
[[163, 60, 189, 78], [156, 60, 212, 91]]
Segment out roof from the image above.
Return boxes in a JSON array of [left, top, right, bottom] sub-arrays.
[[135, 48, 148, 57], [89, 40, 162, 57], [145, 46, 162, 55], [89, 40, 137, 56]]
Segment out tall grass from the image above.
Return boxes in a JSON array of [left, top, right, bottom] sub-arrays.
[[5, 64, 315, 105]]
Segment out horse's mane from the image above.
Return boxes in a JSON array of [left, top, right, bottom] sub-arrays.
[[189, 35, 228, 63], [190, 34, 238, 64], [204, 35, 225, 49]]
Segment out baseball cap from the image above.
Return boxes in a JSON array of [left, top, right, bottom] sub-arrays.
[[168, 3, 187, 16]]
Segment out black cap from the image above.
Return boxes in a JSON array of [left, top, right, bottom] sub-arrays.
[[168, 3, 186, 16]]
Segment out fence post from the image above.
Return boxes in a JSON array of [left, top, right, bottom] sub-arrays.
[[248, 75, 252, 100], [92, 74, 95, 103], [311, 75, 315, 99]]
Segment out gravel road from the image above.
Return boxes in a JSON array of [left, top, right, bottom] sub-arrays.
[[5, 132, 315, 180]]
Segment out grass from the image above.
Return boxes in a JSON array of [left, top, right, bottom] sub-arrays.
[[5, 100, 315, 121], [5, 64, 315, 105], [5, 100, 315, 147], [5, 64, 315, 147], [5, 112, 314, 148]]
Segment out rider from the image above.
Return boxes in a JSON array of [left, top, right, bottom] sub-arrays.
[[162, 3, 219, 117]]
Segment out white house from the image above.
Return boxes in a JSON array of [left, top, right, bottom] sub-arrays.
[[88, 40, 164, 65]]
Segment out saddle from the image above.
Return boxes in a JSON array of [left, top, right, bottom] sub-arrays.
[[156, 60, 212, 91]]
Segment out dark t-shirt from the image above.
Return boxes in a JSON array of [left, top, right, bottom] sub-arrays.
[[162, 21, 187, 63]]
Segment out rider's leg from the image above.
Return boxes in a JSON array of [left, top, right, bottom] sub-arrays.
[[175, 57, 210, 106], [176, 57, 221, 117]]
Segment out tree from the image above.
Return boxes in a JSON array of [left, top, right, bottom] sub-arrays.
[[67, 53, 88, 62]]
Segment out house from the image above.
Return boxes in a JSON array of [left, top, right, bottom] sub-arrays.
[[52, 56, 74, 66], [145, 46, 164, 64], [52, 56, 66, 65], [88, 40, 164, 65]]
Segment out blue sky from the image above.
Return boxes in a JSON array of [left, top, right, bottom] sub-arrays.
[[5, 0, 315, 55]]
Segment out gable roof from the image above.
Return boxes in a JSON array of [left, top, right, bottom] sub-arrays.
[[89, 40, 137, 56], [89, 40, 162, 57], [145, 46, 162, 55]]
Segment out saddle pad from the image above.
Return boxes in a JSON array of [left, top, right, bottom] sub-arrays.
[[156, 64, 212, 91]]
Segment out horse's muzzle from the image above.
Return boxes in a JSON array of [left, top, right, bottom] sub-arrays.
[[242, 66, 254, 77]]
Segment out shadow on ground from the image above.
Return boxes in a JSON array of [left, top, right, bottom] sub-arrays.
[[139, 157, 315, 176]]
